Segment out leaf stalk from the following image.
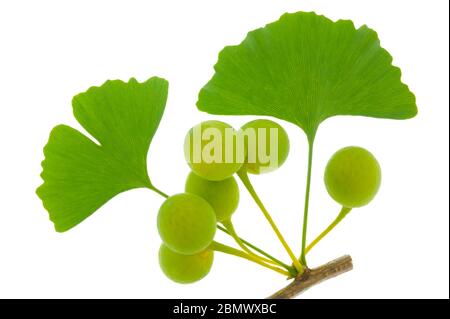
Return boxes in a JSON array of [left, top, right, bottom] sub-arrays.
[[300, 138, 314, 265]]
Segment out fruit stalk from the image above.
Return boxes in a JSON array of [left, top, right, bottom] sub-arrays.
[[210, 241, 290, 276], [237, 168, 304, 274], [305, 207, 352, 254], [216, 225, 295, 275], [221, 219, 280, 266]]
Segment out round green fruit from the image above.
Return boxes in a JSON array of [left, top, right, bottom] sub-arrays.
[[240, 119, 289, 174], [184, 120, 244, 181], [159, 244, 214, 284], [185, 171, 239, 222], [157, 193, 217, 255], [324, 146, 381, 208]]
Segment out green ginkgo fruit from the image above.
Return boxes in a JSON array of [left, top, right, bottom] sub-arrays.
[[159, 244, 214, 284], [184, 120, 244, 181], [324, 146, 381, 208], [157, 193, 217, 255], [240, 119, 290, 174], [185, 171, 239, 222]]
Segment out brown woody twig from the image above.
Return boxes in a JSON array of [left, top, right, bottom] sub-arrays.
[[268, 255, 353, 299]]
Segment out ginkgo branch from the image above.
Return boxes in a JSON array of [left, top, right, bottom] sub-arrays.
[[268, 255, 353, 299]]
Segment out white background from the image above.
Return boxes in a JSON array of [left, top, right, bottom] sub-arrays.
[[0, 0, 448, 299]]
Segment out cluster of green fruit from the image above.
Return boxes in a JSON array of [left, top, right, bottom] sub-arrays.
[[156, 119, 381, 284], [157, 119, 289, 283]]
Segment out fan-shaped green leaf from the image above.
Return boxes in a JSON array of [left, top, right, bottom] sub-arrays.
[[36, 77, 168, 232], [197, 11, 417, 139]]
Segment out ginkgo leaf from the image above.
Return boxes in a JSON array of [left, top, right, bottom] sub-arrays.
[[36, 77, 168, 232], [197, 11, 417, 140]]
